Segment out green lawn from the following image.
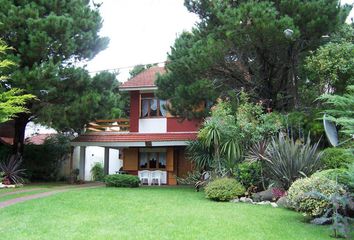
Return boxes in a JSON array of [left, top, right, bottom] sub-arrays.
[[0, 186, 330, 240]]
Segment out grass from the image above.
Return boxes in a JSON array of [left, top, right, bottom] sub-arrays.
[[0, 189, 49, 202], [0, 186, 331, 240], [0, 182, 70, 194]]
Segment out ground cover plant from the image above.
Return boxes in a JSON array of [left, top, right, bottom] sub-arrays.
[[0, 186, 333, 240]]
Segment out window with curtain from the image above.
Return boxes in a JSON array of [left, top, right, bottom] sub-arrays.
[[138, 151, 167, 170], [139, 152, 148, 169], [140, 97, 168, 118]]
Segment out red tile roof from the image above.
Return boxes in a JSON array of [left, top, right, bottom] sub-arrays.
[[25, 134, 56, 145], [120, 66, 166, 89], [0, 137, 13, 145], [72, 132, 197, 143]]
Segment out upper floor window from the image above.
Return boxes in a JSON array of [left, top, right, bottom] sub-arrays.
[[141, 98, 167, 118]]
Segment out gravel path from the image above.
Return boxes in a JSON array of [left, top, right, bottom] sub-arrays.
[[0, 183, 104, 209], [0, 188, 45, 198]]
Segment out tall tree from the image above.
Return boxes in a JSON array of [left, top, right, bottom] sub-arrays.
[[304, 24, 354, 97], [157, 0, 351, 117], [0, 1, 121, 154]]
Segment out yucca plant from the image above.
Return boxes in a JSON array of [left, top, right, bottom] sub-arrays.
[[186, 140, 213, 171], [0, 154, 26, 184], [265, 135, 322, 189]]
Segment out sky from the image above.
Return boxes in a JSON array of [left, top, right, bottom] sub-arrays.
[[85, 0, 354, 82], [85, 0, 198, 82]]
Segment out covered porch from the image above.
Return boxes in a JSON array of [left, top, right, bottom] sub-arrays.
[[71, 132, 197, 184]]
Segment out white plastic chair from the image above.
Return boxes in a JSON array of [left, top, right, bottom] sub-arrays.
[[151, 170, 163, 186], [139, 170, 151, 185]]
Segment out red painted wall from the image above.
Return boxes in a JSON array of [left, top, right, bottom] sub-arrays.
[[167, 118, 201, 132], [129, 91, 139, 132]]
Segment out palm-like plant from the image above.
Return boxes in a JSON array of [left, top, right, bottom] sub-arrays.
[[186, 140, 213, 170], [0, 154, 26, 184], [265, 135, 322, 189], [222, 137, 243, 177], [199, 118, 223, 175], [246, 140, 269, 190]]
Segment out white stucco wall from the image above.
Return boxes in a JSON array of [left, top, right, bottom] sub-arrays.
[[139, 118, 167, 133], [72, 146, 122, 181]]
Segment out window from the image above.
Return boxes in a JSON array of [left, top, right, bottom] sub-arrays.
[[141, 98, 167, 118], [139, 149, 167, 170]]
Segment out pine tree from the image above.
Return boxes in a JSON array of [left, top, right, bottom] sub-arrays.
[[157, 0, 351, 117], [0, 1, 122, 154]]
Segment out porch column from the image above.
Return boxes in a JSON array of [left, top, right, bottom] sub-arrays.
[[104, 147, 110, 175], [79, 146, 86, 180]]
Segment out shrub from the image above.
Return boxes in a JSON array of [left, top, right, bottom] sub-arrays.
[[90, 162, 104, 181], [320, 148, 353, 170], [312, 169, 352, 191], [287, 175, 346, 217], [234, 162, 262, 189], [104, 174, 140, 188], [205, 178, 245, 201], [347, 161, 354, 192], [265, 135, 322, 189], [0, 154, 26, 184], [23, 134, 71, 181]]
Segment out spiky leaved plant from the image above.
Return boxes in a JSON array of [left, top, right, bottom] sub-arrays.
[[0, 154, 26, 184], [246, 140, 269, 190], [265, 134, 322, 189]]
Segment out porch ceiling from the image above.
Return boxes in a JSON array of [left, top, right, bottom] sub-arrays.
[[71, 132, 197, 147]]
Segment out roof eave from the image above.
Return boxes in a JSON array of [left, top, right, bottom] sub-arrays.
[[119, 86, 158, 92], [71, 140, 189, 147]]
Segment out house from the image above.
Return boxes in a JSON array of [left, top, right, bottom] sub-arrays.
[[72, 66, 201, 184]]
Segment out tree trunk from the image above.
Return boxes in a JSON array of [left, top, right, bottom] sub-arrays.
[[12, 113, 30, 155]]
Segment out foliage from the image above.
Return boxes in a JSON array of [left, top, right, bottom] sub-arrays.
[[288, 175, 346, 218], [234, 162, 262, 190], [176, 170, 203, 185], [305, 41, 354, 95], [157, 0, 350, 116], [90, 162, 104, 182], [0, 154, 26, 184], [347, 161, 354, 192], [265, 135, 322, 189], [317, 85, 354, 136], [309, 190, 353, 239], [23, 134, 71, 181], [69, 168, 80, 184], [104, 174, 140, 188], [205, 178, 245, 201], [246, 139, 269, 190], [191, 96, 283, 177], [0, 88, 36, 123], [34, 69, 126, 133], [284, 111, 324, 142], [186, 140, 213, 170], [0, 1, 127, 153], [0, 40, 36, 123], [272, 188, 287, 200], [320, 148, 353, 170], [312, 169, 353, 193]]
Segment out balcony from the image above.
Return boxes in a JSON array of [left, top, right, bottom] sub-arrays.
[[85, 118, 130, 133]]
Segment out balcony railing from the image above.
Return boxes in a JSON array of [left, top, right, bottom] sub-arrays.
[[85, 118, 130, 132]]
